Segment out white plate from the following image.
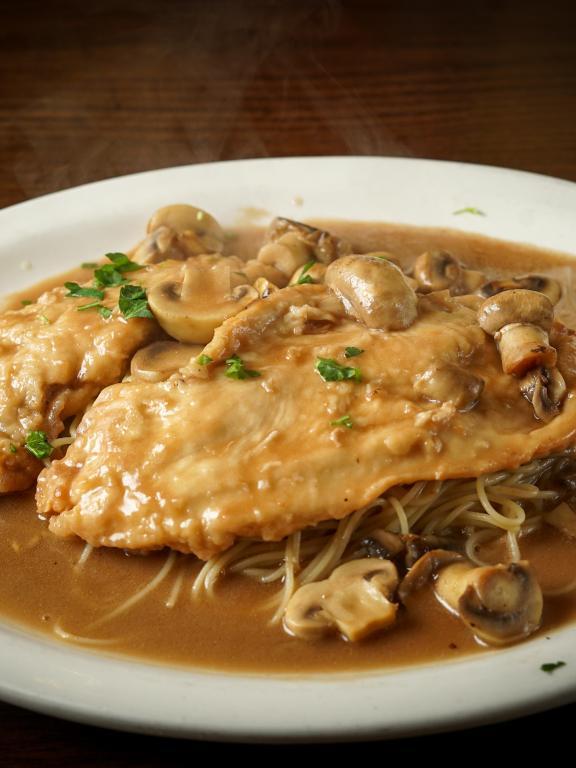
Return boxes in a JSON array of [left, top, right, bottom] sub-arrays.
[[0, 157, 575, 742]]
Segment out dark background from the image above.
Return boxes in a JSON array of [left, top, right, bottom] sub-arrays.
[[1, 0, 576, 762]]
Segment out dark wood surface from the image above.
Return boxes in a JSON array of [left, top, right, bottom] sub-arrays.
[[1, 0, 576, 761]]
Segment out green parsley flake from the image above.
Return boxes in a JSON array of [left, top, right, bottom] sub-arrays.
[[94, 264, 128, 287], [197, 354, 213, 366], [38, 314, 50, 325], [541, 661, 566, 674], [344, 346, 364, 358], [119, 285, 153, 319], [25, 431, 53, 459], [296, 260, 317, 285], [453, 207, 486, 217], [330, 415, 353, 429], [9, 444, 17, 454], [98, 306, 113, 319], [20, 299, 33, 306], [94, 252, 143, 287], [315, 357, 362, 383], [224, 355, 261, 380], [81, 262, 98, 269], [105, 252, 144, 273], [65, 282, 104, 300]]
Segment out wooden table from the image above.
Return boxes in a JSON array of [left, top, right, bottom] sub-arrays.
[[1, 0, 575, 761]]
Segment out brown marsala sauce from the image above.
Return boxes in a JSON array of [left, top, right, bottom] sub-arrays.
[[1, 219, 576, 674]]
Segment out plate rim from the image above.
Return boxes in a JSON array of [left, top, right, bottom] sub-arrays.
[[1, 155, 575, 741]]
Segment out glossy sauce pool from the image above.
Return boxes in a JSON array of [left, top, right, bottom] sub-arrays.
[[1, 220, 576, 673]]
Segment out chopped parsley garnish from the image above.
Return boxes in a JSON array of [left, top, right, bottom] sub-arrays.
[[315, 357, 362, 383], [38, 314, 50, 325], [65, 282, 105, 300], [81, 262, 98, 269], [94, 252, 143, 288], [453, 207, 486, 217], [94, 264, 128, 287], [197, 354, 213, 366], [76, 301, 112, 319], [296, 260, 317, 285], [224, 355, 261, 380], [330, 415, 353, 429], [541, 661, 566, 674], [20, 299, 32, 306], [9, 444, 17, 454], [105, 252, 144, 273], [25, 431, 53, 459], [344, 346, 364, 358], [119, 285, 153, 319]]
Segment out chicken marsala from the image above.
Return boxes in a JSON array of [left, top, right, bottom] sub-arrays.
[[3, 207, 576, 656]]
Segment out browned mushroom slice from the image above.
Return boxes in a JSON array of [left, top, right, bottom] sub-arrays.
[[413, 251, 485, 296], [413, 251, 462, 292], [414, 363, 484, 412], [265, 217, 351, 264], [133, 205, 225, 264], [325, 254, 418, 330], [147, 257, 258, 343], [435, 561, 543, 646], [289, 261, 327, 286], [283, 559, 399, 642], [544, 501, 576, 539], [478, 289, 556, 376], [130, 341, 202, 383], [398, 549, 464, 602], [399, 549, 543, 645], [478, 275, 562, 305], [519, 366, 566, 422]]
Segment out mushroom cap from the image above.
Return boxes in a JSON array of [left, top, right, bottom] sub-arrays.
[[283, 558, 399, 642], [398, 549, 464, 603], [325, 254, 418, 331], [147, 258, 258, 343], [519, 366, 566, 421], [289, 261, 327, 286], [478, 289, 554, 335], [436, 560, 543, 646], [257, 233, 312, 277], [478, 275, 562, 305], [147, 204, 225, 255], [130, 341, 202, 383], [266, 217, 350, 264], [413, 250, 462, 292]]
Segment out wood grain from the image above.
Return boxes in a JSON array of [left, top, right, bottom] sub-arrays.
[[0, 0, 575, 759]]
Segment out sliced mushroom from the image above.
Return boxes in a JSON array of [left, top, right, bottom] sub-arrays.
[[131, 341, 202, 382], [398, 549, 464, 602], [283, 558, 399, 642], [435, 561, 543, 646], [265, 217, 351, 264], [519, 366, 566, 422], [133, 205, 225, 264], [478, 275, 562, 305], [414, 363, 484, 412], [544, 501, 576, 539], [148, 205, 224, 254], [478, 289, 556, 376], [325, 254, 418, 331], [413, 250, 462, 293], [413, 250, 485, 296], [399, 550, 543, 645], [289, 261, 327, 286], [147, 258, 258, 343]]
